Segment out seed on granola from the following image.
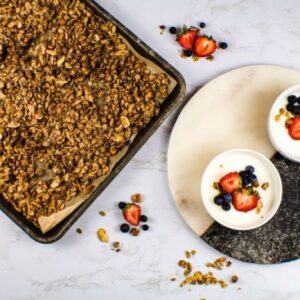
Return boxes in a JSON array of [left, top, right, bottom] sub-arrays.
[[231, 274, 238, 283], [130, 227, 140, 236], [131, 193, 143, 203], [97, 228, 109, 243], [99, 211, 106, 216], [76, 228, 82, 234], [261, 182, 269, 190]]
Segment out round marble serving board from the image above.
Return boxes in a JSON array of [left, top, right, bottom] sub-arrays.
[[168, 65, 300, 264]]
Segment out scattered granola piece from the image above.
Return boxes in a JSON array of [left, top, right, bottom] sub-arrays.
[[97, 228, 109, 243], [131, 193, 143, 203], [231, 275, 238, 283], [170, 277, 176, 282], [76, 228, 82, 234], [191, 250, 197, 256], [261, 182, 269, 190], [185, 251, 191, 259], [112, 241, 120, 249], [205, 257, 227, 270], [178, 260, 188, 268], [226, 261, 232, 267], [218, 280, 228, 288], [99, 211, 106, 216], [279, 108, 285, 115], [130, 227, 140, 236]]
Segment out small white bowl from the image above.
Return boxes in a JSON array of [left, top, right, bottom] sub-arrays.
[[268, 84, 300, 163], [200, 149, 282, 230]]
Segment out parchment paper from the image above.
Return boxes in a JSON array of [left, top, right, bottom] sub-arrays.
[[38, 36, 177, 233]]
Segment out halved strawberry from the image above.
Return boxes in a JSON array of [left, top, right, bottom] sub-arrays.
[[219, 172, 242, 193], [123, 203, 141, 226], [176, 26, 199, 50], [232, 188, 258, 212], [193, 35, 217, 57], [288, 117, 300, 140]]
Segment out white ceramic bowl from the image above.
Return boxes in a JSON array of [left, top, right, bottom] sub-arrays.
[[200, 149, 282, 230], [268, 84, 300, 163]]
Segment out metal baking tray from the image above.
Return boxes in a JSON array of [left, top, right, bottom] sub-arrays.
[[0, 0, 186, 243]]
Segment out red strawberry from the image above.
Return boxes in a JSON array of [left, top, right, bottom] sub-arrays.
[[123, 203, 141, 226], [176, 26, 199, 50], [219, 172, 242, 193], [288, 117, 300, 140], [193, 35, 217, 57], [232, 188, 258, 212]]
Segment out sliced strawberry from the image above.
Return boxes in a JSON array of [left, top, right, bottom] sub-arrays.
[[123, 203, 141, 226], [232, 188, 258, 212], [288, 117, 300, 140], [176, 26, 199, 50], [219, 172, 242, 193], [193, 35, 217, 57]]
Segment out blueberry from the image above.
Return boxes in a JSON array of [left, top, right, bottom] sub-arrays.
[[120, 223, 130, 233], [183, 49, 193, 57], [199, 22, 206, 28], [293, 106, 300, 115], [219, 42, 228, 49], [214, 195, 224, 206], [286, 103, 294, 112], [223, 193, 232, 203], [140, 215, 148, 222], [245, 165, 255, 173], [243, 177, 251, 187], [169, 27, 177, 34], [222, 202, 231, 211], [248, 173, 257, 182], [142, 224, 149, 231], [118, 202, 127, 209], [288, 95, 297, 104]]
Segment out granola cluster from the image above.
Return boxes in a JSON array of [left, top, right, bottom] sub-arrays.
[[0, 0, 170, 227]]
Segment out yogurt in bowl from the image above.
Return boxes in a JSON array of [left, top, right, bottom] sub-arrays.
[[200, 149, 282, 230], [268, 84, 300, 162]]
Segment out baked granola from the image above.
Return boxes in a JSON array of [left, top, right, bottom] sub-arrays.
[[0, 0, 170, 228]]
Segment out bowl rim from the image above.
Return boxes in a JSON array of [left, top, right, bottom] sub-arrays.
[[267, 84, 300, 163], [200, 148, 283, 231]]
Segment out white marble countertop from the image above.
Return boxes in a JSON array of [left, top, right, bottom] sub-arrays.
[[1, 0, 300, 299]]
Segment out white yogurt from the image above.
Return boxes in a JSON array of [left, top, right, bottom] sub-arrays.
[[201, 149, 282, 230], [268, 84, 300, 162]]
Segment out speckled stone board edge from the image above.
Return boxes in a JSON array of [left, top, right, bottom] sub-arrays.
[[201, 153, 300, 264]]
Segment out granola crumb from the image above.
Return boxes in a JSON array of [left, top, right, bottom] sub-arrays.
[[256, 200, 263, 214], [261, 182, 269, 190], [130, 227, 140, 236], [191, 250, 197, 256], [185, 250, 191, 259], [170, 277, 176, 281], [275, 114, 281, 122], [219, 164, 223, 168], [131, 193, 143, 203], [279, 108, 285, 115], [213, 182, 219, 190], [231, 274, 238, 283], [218, 280, 228, 288], [76, 228, 82, 234], [226, 261, 232, 267], [99, 211, 106, 216], [205, 257, 227, 270], [97, 228, 109, 243]]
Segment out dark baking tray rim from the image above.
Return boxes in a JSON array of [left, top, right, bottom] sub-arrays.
[[0, 0, 186, 243]]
